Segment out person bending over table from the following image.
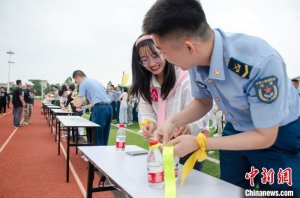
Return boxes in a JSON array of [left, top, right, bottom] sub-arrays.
[[73, 70, 112, 146], [143, 0, 300, 194]]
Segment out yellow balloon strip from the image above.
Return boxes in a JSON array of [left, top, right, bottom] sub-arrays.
[[180, 133, 207, 186], [163, 146, 176, 198]]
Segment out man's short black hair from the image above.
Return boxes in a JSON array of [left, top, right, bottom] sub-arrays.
[[16, 80, 22, 85], [58, 89, 65, 97], [61, 85, 68, 91], [72, 70, 86, 78], [143, 0, 210, 40], [69, 84, 76, 91], [292, 79, 299, 83]]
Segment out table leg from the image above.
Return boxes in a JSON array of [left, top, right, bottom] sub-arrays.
[[48, 110, 51, 127], [58, 121, 61, 155], [92, 128, 96, 145], [46, 108, 48, 120], [87, 162, 95, 198], [55, 117, 58, 142], [72, 127, 75, 142], [75, 127, 78, 155], [51, 114, 54, 133], [66, 127, 70, 183]]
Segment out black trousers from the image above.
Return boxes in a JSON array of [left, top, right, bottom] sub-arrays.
[[0, 101, 6, 113]]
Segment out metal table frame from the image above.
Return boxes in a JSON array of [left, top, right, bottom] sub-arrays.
[[56, 116, 100, 183]]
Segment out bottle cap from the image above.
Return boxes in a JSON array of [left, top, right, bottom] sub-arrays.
[[149, 140, 158, 146], [119, 124, 125, 128]]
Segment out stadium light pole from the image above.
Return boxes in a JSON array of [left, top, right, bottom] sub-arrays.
[[6, 51, 15, 93]]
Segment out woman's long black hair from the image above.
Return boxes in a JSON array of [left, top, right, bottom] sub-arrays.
[[130, 36, 176, 104]]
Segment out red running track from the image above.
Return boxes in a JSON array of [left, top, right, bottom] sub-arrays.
[[0, 102, 114, 198]]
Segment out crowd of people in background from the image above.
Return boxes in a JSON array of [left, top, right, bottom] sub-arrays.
[[43, 81, 140, 128], [2, 77, 300, 132]]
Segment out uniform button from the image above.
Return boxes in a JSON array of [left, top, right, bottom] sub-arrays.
[[207, 79, 213, 83], [232, 120, 237, 125], [215, 97, 220, 102], [224, 112, 229, 116]]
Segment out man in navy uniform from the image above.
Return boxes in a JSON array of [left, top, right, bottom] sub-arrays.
[[143, 0, 300, 195]]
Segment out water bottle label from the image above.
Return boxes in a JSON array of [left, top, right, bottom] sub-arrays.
[[148, 172, 164, 183], [174, 167, 178, 178], [116, 141, 125, 148]]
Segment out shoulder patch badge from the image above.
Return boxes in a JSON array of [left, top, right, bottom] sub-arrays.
[[228, 57, 253, 79], [254, 76, 279, 104]]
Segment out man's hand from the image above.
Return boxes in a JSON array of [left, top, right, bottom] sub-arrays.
[[168, 135, 200, 157], [153, 118, 176, 145], [142, 123, 157, 140]]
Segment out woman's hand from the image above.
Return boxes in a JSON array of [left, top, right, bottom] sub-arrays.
[[142, 123, 157, 140]]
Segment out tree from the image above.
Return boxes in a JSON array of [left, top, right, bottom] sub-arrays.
[[65, 76, 73, 86], [29, 80, 41, 96], [28, 79, 51, 97]]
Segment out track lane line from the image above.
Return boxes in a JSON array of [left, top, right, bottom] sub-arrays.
[[0, 119, 24, 154], [0, 111, 12, 118], [60, 142, 87, 198]]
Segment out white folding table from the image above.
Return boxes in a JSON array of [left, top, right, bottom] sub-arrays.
[[56, 116, 100, 182], [79, 145, 243, 198], [50, 108, 73, 135]]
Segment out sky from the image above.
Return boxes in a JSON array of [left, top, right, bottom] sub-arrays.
[[0, 0, 300, 86]]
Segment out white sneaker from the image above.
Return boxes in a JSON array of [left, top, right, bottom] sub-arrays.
[[23, 122, 29, 125]]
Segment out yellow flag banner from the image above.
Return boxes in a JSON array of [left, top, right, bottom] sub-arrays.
[[121, 71, 129, 86], [163, 146, 176, 198], [180, 133, 207, 186]]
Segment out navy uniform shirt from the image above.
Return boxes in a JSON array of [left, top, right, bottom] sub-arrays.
[[189, 29, 300, 131], [78, 78, 110, 105]]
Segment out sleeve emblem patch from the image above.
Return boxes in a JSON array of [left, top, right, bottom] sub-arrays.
[[254, 76, 278, 104]]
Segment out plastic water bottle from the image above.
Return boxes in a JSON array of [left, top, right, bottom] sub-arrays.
[[116, 124, 126, 151], [147, 140, 164, 188]]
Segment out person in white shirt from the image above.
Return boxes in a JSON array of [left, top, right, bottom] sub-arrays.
[[131, 35, 209, 170], [119, 87, 128, 124]]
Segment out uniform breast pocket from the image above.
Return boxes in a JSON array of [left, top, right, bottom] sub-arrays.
[[228, 96, 250, 112]]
